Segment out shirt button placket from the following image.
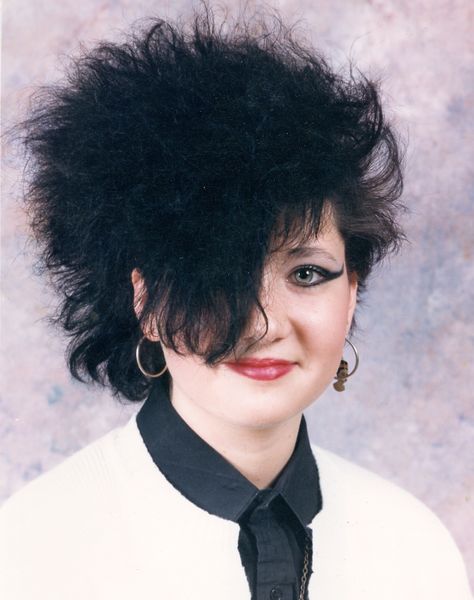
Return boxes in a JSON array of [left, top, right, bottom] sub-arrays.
[[269, 586, 284, 600]]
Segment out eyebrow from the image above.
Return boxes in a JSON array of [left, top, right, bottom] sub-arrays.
[[284, 246, 341, 265]]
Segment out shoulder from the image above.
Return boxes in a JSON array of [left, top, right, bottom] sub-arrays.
[[0, 417, 141, 544], [0, 423, 125, 554], [1, 422, 123, 520], [310, 444, 472, 598], [312, 443, 452, 535], [313, 443, 434, 516], [0, 417, 143, 598]]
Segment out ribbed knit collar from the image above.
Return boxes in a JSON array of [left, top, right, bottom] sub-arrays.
[[136, 381, 322, 527]]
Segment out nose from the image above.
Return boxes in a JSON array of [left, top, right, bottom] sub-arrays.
[[240, 273, 291, 350]]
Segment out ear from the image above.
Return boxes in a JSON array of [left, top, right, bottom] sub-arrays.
[[131, 268, 147, 319], [131, 268, 159, 341], [346, 271, 358, 335]]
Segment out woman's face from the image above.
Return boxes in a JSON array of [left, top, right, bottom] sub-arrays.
[[133, 211, 357, 431]]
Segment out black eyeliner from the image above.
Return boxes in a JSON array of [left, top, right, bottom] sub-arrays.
[[322, 264, 345, 280], [298, 264, 345, 280], [289, 263, 345, 287]]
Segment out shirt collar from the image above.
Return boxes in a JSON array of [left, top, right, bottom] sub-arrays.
[[136, 381, 322, 526]]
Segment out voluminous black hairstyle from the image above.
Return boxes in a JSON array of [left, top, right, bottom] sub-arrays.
[[19, 3, 405, 401]]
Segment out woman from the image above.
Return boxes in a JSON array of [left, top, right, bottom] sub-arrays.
[[1, 5, 471, 599]]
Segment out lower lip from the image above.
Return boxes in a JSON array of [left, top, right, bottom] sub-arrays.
[[225, 363, 295, 381]]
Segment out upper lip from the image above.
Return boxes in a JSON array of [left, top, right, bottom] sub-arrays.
[[225, 358, 295, 367]]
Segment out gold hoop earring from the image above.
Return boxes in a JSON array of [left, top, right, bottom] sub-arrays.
[[333, 338, 359, 392], [135, 336, 168, 378]]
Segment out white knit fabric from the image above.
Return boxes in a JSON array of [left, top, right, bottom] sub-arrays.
[[1, 414, 472, 600]]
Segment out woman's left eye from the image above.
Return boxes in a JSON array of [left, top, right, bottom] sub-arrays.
[[289, 265, 329, 287]]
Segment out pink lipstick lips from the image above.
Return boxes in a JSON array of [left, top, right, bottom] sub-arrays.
[[224, 358, 296, 381]]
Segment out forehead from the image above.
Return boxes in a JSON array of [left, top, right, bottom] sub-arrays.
[[268, 205, 344, 259]]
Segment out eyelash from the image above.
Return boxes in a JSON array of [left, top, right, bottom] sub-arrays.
[[288, 264, 342, 287]]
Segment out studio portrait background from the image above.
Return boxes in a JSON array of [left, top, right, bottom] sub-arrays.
[[1, 0, 473, 588]]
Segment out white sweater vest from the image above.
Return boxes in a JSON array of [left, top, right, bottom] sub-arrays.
[[1, 414, 472, 600]]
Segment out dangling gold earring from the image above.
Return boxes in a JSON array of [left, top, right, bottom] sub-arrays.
[[333, 338, 359, 392], [135, 336, 168, 378]]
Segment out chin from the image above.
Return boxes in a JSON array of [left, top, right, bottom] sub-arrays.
[[219, 391, 314, 430]]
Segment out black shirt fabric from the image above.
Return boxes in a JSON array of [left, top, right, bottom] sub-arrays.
[[136, 382, 323, 600]]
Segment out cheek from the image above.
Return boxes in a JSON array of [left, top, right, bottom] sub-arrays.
[[162, 348, 229, 407], [161, 349, 205, 387], [292, 289, 352, 363]]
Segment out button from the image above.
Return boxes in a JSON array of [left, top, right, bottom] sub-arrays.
[[270, 586, 283, 600]]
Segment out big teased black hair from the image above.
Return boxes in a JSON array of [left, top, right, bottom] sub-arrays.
[[18, 3, 405, 401]]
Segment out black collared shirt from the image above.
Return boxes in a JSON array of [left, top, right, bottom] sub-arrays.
[[136, 382, 322, 600]]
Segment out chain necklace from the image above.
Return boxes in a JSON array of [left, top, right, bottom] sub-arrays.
[[298, 537, 311, 600]]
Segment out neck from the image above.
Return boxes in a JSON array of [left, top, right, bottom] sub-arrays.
[[169, 383, 302, 489]]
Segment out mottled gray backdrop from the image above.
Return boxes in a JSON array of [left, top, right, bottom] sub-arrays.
[[1, 0, 473, 588]]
